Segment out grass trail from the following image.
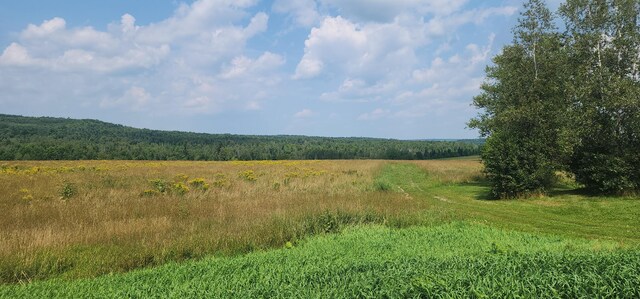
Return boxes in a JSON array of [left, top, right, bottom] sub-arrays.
[[379, 162, 640, 244], [1, 223, 638, 298]]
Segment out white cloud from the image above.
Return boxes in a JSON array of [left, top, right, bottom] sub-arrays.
[[100, 86, 151, 110], [0, 43, 34, 66], [221, 52, 285, 79], [357, 108, 389, 121], [294, 108, 313, 118], [293, 3, 513, 82], [320, 0, 470, 23], [0, 0, 281, 116], [425, 7, 517, 36], [272, 0, 320, 27], [293, 16, 419, 80]]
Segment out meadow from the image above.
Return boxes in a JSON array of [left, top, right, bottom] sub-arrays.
[[0, 160, 425, 284], [1, 158, 639, 297]]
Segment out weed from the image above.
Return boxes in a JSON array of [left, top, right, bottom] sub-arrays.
[[149, 179, 169, 194], [172, 182, 190, 195], [174, 174, 189, 182], [188, 178, 209, 191], [19, 188, 33, 201], [373, 180, 392, 191], [238, 170, 257, 182], [58, 182, 77, 200]]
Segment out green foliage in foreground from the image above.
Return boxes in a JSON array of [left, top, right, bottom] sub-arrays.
[[0, 114, 481, 161], [1, 223, 638, 298]]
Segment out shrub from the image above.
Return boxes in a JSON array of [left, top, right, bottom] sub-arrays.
[[172, 182, 189, 195], [59, 182, 77, 199], [188, 178, 209, 191], [149, 179, 169, 194], [570, 149, 637, 194], [211, 174, 231, 188], [239, 170, 257, 182], [481, 132, 556, 199]]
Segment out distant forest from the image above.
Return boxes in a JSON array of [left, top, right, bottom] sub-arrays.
[[0, 114, 482, 161]]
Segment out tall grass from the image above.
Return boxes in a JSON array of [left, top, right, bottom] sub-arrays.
[[2, 223, 638, 298], [1, 158, 639, 289], [0, 160, 427, 284]]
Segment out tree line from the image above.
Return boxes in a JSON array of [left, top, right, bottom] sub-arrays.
[[470, 0, 639, 197], [0, 114, 481, 161]]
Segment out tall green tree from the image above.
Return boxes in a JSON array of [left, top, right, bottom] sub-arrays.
[[560, 0, 640, 193], [470, 0, 568, 198]]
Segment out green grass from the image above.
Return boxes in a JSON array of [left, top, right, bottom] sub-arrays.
[[2, 160, 639, 297], [386, 162, 640, 244], [1, 223, 638, 298]]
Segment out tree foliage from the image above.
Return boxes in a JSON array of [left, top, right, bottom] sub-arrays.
[[561, 0, 640, 193], [470, 0, 567, 198], [0, 114, 481, 161], [471, 0, 639, 197]]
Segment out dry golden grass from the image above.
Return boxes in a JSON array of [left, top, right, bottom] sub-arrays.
[[0, 160, 426, 283], [410, 158, 484, 184]]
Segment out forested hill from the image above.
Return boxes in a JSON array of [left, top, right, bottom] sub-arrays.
[[0, 114, 482, 161]]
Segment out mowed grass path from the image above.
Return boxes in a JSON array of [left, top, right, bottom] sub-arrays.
[[1, 159, 639, 297], [384, 161, 640, 244]]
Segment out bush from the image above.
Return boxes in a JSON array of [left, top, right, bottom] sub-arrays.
[[172, 182, 189, 195], [570, 149, 637, 194], [238, 170, 257, 182], [149, 179, 169, 194], [188, 178, 209, 191], [482, 132, 556, 199], [58, 182, 77, 199]]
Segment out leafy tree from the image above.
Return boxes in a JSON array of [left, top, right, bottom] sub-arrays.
[[470, 0, 568, 198], [560, 0, 640, 193]]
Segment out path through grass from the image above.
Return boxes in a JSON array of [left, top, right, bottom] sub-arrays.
[[380, 161, 640, 244]]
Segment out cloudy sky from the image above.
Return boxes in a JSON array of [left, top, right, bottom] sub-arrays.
[[0, 0, 561, 139]]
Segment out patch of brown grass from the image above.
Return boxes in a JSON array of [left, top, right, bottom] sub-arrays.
[[0, 160, 427, 283], [410, 159, 484, 184]]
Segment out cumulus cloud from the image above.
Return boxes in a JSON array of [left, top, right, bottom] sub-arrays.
[[221, 52, 285, 79], [0, 43, 34, 66], [2, 0, 521, 138], [293, 4, 514, 81], [0, 0, 282, 115], [293, 16, 419, 80]]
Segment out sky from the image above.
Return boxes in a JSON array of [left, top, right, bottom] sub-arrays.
[[0, 0, 563, 139]]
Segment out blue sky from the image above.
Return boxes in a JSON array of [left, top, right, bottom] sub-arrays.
[[0, 0, 561, 139]]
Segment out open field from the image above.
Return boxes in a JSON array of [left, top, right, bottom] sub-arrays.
[[1, 158, 639, 297], [0, 160, 427, 284]]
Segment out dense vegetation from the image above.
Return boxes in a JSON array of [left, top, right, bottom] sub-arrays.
[[0, 114, 481, 161], [470, 0, 640, 197], [1, 159, 638, 288], [2, 223, 638, 298]]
